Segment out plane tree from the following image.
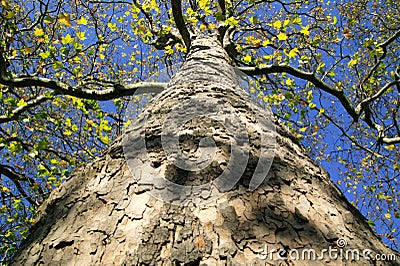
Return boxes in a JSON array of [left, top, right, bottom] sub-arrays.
[[0, 0, 399, 261]]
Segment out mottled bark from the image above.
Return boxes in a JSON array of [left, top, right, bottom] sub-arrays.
[[12, 37, 399, 265]]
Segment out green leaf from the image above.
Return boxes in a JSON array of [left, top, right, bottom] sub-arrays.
[[225, 17, 239, 26], [53, 61, 63, 70], [39, 51, 51, 59], [249, 16, 258, 24], [59, 13, 71, 27], [37, 139, 49, 150]]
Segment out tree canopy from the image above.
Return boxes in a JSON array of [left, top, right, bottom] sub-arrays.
[[0, 0, 399, 260]]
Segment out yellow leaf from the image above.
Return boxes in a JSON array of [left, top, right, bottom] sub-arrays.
[[76, 32, 86, 41], [300, 127, 307, 132], [292, 17, 302, 25], [59, 13, 71, 27], [107, 22, 117, 32], [300, 26, 310, 35], [64, 129, 72, 136], [99, 53, 105, 59], [17, 99, 27, 107], [1, 186, 10, 193], [287, 48, 299, 58], [283, 20, 290, 27], [34, 28, 44, 37], [384, 145, 395, 151], [347, 59, 356, 67], [165, 45, 173, 55], [286, 78, 294, 86], [77, 17, 88, 25], [149, 0, 159, 11], [272, 20, 282, 29], [262, 40, 271, 46], [100, 135, 109, 144], [243, 54, 252, 63], [61, 34, 74, 44], [384, 213, 391, 220], [65, 118, 72, 127], [123, 120, 132, 128], [277, 32, 288, 41]]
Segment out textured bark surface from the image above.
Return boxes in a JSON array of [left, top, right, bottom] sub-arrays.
[[12, 37, 399, 265]]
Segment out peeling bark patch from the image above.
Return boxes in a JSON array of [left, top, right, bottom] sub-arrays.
[[126, 207, 213, 265]]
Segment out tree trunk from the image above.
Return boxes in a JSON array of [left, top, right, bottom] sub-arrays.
[[12, 37, 399, 265]]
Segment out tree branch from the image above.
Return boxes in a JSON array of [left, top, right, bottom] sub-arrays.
[[0, 164, 37, 206], [238, 65, 359, 121], [378, 29, 400, 49], [0, 94, 49, 124], [382, 137, 400, 144], [0, 76, 166, 100], [218, 0, 226, 16], [356, 80, 400, 114], [171, 0, 191, 49], [239, 65, 400, 145]]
